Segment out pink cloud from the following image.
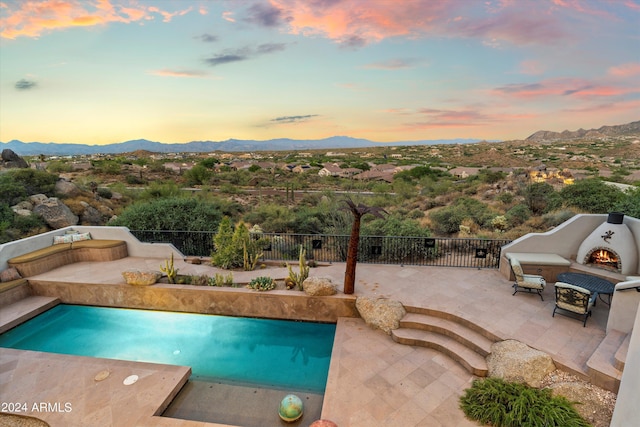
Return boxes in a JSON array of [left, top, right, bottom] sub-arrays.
[[519, 60, 545, 75], [608, 63, 640, 78], [1, 0, 193, 39], [492, 78, 635, 99], [149, 69, 208, 78]]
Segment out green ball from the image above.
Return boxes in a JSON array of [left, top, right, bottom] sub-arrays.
[[279, 394, 303, 422]]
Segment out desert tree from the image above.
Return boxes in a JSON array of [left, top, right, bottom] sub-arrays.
[[342, 198, 387, 294]]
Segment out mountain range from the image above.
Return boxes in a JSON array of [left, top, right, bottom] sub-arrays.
[[0, 136, 485, 156], [2, 120, 638, 156]]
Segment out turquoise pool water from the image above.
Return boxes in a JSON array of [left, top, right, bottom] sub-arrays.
[[0, 305, 336, 392]]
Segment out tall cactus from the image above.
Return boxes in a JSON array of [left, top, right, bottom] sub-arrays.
[[160, 253, 178, 284], [287, 245, 310, 290]]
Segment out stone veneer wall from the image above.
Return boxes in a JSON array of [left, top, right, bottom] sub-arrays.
[[27, 280, 358, 323]]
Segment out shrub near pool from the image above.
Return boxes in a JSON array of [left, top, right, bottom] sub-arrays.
[[459, 377, 590, 427], [247, 276, 276, 291]]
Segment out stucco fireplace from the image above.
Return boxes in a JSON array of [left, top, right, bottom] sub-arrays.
[[576, 212, 639, 276]]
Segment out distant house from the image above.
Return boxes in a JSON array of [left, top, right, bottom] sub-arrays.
[[353, 170, 394, 183], [318, 163, 343, 177], [448, 167, 481, 178], [164, 162, 196, 173]]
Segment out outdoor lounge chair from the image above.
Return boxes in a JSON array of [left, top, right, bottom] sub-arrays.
[[510, 257, 546, 300], [553, 282, 597, 327]]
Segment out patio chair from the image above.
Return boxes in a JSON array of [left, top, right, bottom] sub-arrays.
[[510, 257, 546, 300], [553, 282, 597, 327]]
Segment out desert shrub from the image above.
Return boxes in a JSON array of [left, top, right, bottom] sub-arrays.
[[2, 169, 57, 199], [244, 204, 297, 233], [139, 181, 182, 200], [209, 273, 234, 287], [522, 183, 562, 215], [189, 275, 209, 286], [183, 164, 212, 186], [542, 210, 577, 228], [612, 187, 640, 218], [97, 188, 113, 199], [560, 178, 625, 214], [496, 192, 515, 205], [459, 377, 589, 427], [505, 204, 531, 227], [108, 196, 223, 231], [247, 276, 276, 291], [429, 197, 495, 235]]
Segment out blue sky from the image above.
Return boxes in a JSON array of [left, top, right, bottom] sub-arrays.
[[1, 0, 639, 145]]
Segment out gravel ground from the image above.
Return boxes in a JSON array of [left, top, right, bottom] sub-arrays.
[[540, 370, 617, 427]]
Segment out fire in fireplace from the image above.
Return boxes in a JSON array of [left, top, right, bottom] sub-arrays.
[[586, 248, 621, 271]]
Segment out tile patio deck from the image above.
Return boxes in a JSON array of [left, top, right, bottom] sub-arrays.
[[0, 258, 611, 426]]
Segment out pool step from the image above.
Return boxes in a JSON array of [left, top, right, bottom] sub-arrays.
[[586, 329, 626, 393], [391, 307, 497, 377], [0, 296, 60, 334]]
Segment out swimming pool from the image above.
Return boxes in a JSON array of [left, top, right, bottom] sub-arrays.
[[0, 305, 336, 393]]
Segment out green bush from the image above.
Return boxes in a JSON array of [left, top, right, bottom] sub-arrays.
[[460, 377, 590, 427], [613, 187, 640, 218], [560, 178, 625, 214], [505, 204, 531, 227], [523, 183, 562, 215], [1, 169, 57, 201], [108, 196, 223, 231]]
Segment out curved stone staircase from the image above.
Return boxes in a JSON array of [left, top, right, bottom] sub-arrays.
[[391, 306, 501, 377], [391, 305, 627, 393]]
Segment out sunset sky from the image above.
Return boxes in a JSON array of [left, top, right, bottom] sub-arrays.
[[1, 0, 639, 146]]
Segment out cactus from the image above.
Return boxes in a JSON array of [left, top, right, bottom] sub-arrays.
[[160, 253, 178, 284], [243, 242, 263, 271], [287, 245, 310, 290]]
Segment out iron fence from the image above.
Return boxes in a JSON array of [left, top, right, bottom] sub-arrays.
[[129, 230, 511, 269]]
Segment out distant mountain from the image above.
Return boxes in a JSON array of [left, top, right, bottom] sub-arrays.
[[526, 120, 640, 141], [0, 136, 486, 156]]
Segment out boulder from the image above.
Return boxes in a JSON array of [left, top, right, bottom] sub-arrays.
[[356, 297, 406, 335], [303, 277, 337, 296], [486, 340, 556, 388], [28, 194, 49, 205], [12, 209, 33, 217], [122, 270, 161, 286], [55, 179, 80, 197], [32, 197, 79, 229], [1, 149, 28, 168], [79, 202, 103, 225]]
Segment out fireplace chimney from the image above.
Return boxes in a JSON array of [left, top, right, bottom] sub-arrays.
[[608, 212, 624, 224]]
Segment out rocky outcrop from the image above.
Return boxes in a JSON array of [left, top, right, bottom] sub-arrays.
[[486, 340, 556, 388], [122, 270, 161, 286], [1, 149, 28, 168], [303, 277, 337, 296], [356, 297, 406, 335], [54, 179, 80, 197], [79, 201, 103, 225], [32, 197, 79, 229]]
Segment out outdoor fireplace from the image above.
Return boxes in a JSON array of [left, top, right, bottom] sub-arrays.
[[576, 212, 639, 275]]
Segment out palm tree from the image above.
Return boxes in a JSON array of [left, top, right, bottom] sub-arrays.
[[342, 198, 387, 294]]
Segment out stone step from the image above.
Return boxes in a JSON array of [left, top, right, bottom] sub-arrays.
[[392, 328, 488, 377], [403, 305, 501, 342], [400, 312, 493, 357], [0, 296, 60, 334], [614, 332, 631, 371], [586, 329, 626, 393]]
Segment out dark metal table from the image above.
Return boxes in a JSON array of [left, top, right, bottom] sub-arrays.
[[557, 272, 616, 305]]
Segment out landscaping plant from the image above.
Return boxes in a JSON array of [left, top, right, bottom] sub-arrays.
[[459, 377, 590, 427], [286, 245, 309, 290], [247, 276, 276, 291]]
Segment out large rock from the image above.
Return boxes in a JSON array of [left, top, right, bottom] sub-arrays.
[[303, 277, 337, 296], [32, 197, 79, 229], [1, 149, 28, 168], [122, 270, 161, 286], [55, 179, 80, 197], [79, 201, 103, 225], [356, 297, 406, 335], [28, 194, 49, 205], [487, 340, 556, 388]]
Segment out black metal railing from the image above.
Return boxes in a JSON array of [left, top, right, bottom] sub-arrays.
[[129, 230, 511, 269]]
